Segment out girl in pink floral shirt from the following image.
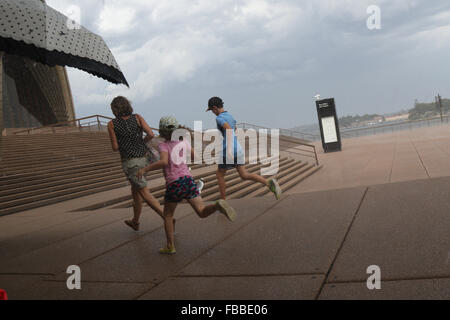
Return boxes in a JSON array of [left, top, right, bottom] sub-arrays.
[[138, 116, 237, 254]]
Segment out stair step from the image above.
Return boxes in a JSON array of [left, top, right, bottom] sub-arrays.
[[0, 180, 129, 217], [103, 158, 287, 209], [109, 162, 272, 209], [204, 159, 304, 201], [275, 164, 323, 193], [228, 161, 308, 200], [201, 158, 293, 200], [0, 131, 322, 216], [249, 164, 322, 198], [0, 152, 120, 173], [0, 160, 122, 185]]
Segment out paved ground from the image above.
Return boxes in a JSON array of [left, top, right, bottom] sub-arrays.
[[1, 177, 450, 299], [288, 124, 450, 194], [1, 125, 450, 299]]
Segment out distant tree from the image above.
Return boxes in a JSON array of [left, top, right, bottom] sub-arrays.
[[408, 98, 450, 120], [338, 114, 382, 127]]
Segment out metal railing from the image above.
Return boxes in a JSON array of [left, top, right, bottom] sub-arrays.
[[10, 116, 319, 165], [237, 122, 318, 141], [13, 115, 111, 135], [339, 114, 450, 139], [242, 114, 450, 142], [280, 143, 319, 166], [236, 122, 319, 165], [12, 115, 162, 135]]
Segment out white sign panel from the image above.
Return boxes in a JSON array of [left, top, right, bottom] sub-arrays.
[[321, 116, 338, 143]]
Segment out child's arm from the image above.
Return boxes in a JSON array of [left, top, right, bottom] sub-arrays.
[[221, 122, 234, 158], [136, 114, 156, 143], [137, 151, 168, 179], [107, 121, 119, 152]]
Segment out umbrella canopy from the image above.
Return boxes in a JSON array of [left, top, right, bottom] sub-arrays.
[[0, 0, 129, 86]]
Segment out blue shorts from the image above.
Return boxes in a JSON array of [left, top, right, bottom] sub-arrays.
[[164, 176, 200, 203]]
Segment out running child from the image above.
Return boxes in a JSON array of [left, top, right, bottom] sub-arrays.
[[205, 96, 282, 200], [137, 116, 237, 254], [107, 96, 164, 231]]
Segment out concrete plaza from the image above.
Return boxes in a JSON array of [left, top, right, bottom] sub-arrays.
[[1, 125, 450, 299]]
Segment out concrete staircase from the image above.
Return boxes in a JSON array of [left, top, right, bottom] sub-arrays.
[[0, 132, 322, 216]]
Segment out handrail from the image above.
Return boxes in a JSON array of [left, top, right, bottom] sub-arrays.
[[339, 114, 450, 138], [280, 145, 319, 166], [13, 114, 160, 135], [340, 114, 450, 134], [282, 146, 319, 165], [237, 122, 318, 141], [10, 116, 319, 165], [236, 122, 319, 165], [237, 114, 450, 143]]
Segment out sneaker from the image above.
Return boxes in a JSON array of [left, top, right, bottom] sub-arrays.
[[159, 246, 176, 254], [216, 199, 237, 222], [268, 178, 282, 200], [197, 178, 205, 194]]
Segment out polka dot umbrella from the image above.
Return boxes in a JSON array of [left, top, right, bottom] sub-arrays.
[[0, 0, 129, 86]]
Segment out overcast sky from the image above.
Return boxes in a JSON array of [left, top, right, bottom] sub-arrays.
[[46, 0, 450, 130]]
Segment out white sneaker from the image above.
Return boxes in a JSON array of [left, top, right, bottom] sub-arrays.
[[197, 178, 205, 194]]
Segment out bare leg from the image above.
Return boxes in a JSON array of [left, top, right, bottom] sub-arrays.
[[188, 196, 218, 218], [216, 168, 227, 200], [236, 165, 267, 185], [138, 187, 164, 220], [131, 186, 143, 224], [163, 202, 177, 249]]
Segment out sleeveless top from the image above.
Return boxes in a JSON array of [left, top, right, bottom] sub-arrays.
[[112, 114, 147, 160]]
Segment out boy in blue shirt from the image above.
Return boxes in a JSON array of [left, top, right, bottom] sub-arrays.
[[206, 96, 281, 200]]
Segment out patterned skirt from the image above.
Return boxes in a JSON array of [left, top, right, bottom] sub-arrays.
[[164, 176, 200, 203]]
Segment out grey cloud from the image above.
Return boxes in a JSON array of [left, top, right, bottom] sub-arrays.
[[45, 1, 450, 129]]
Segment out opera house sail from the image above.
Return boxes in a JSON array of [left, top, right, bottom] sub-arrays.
[[1, 53, 75, 131]]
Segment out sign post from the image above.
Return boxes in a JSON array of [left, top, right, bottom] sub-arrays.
[[316, 98, 342, 153]]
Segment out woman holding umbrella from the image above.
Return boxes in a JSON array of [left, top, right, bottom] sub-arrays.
[[107, 96, 164, 230]]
